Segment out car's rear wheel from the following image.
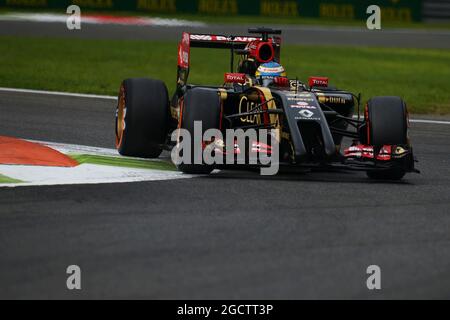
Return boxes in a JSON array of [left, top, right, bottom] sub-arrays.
[[365, 96, 408, 180], [116, 78, 169, 158], [177, 87, 221, 174]]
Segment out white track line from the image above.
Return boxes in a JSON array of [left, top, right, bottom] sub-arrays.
[[351, 114, 450, 125], [0, 87, 117, 100], [409, 119, 450, 125], [30, 140, 120, 157], [0, 140, 189, 188], [30, 139, 168, 162], [1, 87, 449, 125], [0, 13, 207, 27], [0, 164, 192, 188]]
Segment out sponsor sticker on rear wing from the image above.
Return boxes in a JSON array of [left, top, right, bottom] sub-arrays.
[[178, 32, 190, 69], [189, 34, 261, 48]]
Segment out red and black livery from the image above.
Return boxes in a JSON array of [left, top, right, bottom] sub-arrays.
[[115, 28, 418, 180]]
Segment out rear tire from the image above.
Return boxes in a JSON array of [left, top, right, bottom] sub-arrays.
[[115, 78, 168, 158], [177, 88, 221, 174], [365, 96, 408, 180]]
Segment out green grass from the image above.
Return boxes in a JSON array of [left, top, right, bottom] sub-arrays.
[[0, 36, 449, 114], [70, 154, 176, 171], [0, 174, 23, 184]]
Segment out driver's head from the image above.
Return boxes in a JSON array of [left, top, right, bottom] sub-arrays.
[[255, 62, 286, 86]]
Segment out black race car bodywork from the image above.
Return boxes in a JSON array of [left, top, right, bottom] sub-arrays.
[[115, 28, 418, 180]]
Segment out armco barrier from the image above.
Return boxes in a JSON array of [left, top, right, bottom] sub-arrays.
[[423, 0, 450, 22], [0, 0, 423, 22]]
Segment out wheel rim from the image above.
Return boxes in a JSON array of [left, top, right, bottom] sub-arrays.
[[115, 84, 127, 148]]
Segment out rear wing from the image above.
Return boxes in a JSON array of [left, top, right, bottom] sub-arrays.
[[190, 34, 262, 49], [177, 32, 281, 88]]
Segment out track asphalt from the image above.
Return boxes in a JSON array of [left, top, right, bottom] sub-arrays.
[[0, 91, 449, 299]]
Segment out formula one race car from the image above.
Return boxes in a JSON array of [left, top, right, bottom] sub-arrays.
[[115, 28, 418, 180]]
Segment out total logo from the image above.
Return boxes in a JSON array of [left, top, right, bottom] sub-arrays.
[[224, 73, 246, 84], [182, 32, 190, 45]]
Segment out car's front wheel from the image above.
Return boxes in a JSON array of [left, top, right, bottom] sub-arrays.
[[365, 96, 408, 180], [177, 87, 221, 174]]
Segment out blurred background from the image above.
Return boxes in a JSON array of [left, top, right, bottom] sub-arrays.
[[1, 0, 448, 24], [0, 0, 449, 114]]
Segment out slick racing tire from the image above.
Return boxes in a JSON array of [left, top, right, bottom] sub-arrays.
[[365, 96, 408, 180], [116, 78, 169, 158], [177, 87, 221, 174]]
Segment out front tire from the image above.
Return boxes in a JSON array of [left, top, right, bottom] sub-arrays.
[[366, 96, 407, 146], [365, 96, 408, 180], [115, 78, 169, 158], [177, 88, 221, 174]]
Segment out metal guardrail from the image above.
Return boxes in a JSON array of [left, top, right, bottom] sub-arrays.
[[423, 0, 450, 21]]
